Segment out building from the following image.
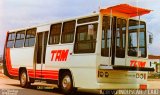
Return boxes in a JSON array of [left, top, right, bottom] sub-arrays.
[[148, 55, 160, 73], [0, 55, 3, 66]]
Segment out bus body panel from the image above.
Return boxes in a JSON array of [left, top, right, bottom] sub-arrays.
[[45, 44, 98, 87], [11, 47, 34, 69], [37, 25, 50, 33], [70, 67, 98, 88], [114, 58, 126, 66], [5, 48, 19, 77], [45, 44, 97, 68], [96, 70, 148, 89]]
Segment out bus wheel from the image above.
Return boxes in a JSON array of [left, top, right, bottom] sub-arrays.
[[59, 72, 76, 94], [20, 70, 30, 88]]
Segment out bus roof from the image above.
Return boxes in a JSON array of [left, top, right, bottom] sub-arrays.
[[100, 4, 152, 18]]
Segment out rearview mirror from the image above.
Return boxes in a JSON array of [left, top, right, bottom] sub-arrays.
[[149, 34, 153, 44]]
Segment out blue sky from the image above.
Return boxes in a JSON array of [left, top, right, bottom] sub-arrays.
[[0, 0, 160, 55]]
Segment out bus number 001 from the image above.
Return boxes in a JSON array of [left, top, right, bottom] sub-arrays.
[[136, 73, 146, 79]]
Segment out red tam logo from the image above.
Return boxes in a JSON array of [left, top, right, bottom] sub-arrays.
[[51, 49, 69, 62], [130, 60, 146, 68]]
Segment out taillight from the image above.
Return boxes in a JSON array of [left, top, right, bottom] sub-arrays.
[[140, 84, 147, 90]]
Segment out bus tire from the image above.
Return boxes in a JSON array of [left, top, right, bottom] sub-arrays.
[[20, 70, 30, 88], [59, 72, 76, 94]]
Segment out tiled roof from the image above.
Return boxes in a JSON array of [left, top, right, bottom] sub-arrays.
[[148, 55, 160, 59]]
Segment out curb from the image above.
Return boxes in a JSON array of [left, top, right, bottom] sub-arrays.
[[0, 69, 8, 79], [148, 79, 160, 81]]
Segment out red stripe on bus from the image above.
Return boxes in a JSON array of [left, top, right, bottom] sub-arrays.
[[28, 69, 59, 80], [43, 75, 58, 80], [5, 48, 59, 80], [35, 70, 58, 73], [5, 48, 19, 76]]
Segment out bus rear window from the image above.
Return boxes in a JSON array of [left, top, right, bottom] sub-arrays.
[[128, 20, 146, 58]]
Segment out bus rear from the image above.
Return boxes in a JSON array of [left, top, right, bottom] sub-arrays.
[[96, 4, 154, 91]]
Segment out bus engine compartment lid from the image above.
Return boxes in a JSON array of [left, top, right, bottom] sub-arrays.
[[100, 3, 152, 18]]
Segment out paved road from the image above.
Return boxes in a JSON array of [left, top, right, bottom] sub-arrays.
[[0, 75, 160, 95], [0, 76, 100, 95]]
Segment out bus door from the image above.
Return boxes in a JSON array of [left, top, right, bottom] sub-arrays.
[[101, 16, 112, 65], [35, 31, 48, 79], [102, 16, 126, 66], [114, 18, 127, 66]]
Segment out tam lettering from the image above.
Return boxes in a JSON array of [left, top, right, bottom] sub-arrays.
[[130, 60, 146, 68], [51, 49, 69, 62]]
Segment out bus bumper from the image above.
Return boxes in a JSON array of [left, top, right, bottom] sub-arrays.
[[97, 83, 148, 90]]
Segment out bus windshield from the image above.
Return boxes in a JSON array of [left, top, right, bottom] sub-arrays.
[[128, 19, 146, 58]]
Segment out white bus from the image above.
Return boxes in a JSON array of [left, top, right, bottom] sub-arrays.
[[3, 4, 154, 95]]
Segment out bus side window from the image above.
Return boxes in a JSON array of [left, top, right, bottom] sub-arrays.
[[15, 30, 25, 48], [7, 33, 15, 48], [25, 28, 36, 47], [74, 23, 98, 53], [49, 23, 62, 44], [61, 20, 76, 43]]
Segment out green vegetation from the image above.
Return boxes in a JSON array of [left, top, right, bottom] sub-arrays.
[[148, 73, 160, 79]]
